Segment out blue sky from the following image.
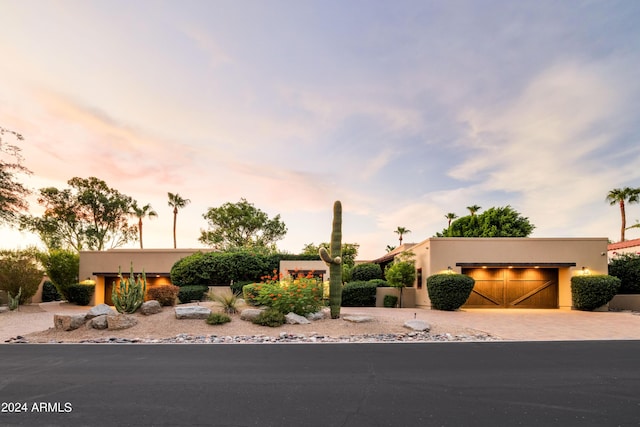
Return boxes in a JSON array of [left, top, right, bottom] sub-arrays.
[[1, 0, 639, 259]]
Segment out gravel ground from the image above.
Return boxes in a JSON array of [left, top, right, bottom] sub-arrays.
[[1, 302, 497, 343]]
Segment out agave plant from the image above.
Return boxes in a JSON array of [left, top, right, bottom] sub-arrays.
[[208, 289, 242, 314]]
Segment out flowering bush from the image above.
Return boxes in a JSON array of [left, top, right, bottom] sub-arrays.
[[251, 270, 323, 316]]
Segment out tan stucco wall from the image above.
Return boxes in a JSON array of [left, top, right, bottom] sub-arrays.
[[279, 260, 329, 280], [410, 238, 609, 309], [80, 249, 212, 305]]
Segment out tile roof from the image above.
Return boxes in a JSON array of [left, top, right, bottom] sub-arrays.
[[608, 238, 640, 250]]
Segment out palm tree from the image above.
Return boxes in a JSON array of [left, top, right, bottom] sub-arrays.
[[466, 205, 481, 216], [394, 227, 411, 246], [606, 187, 640, 242], [385, 245, 396, 253], [168, 192, 191, 249], [131, 202, 158, 249], [445, 212, 458, 228]]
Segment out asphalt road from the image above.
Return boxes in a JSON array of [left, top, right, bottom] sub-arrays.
[[1, 341, 639, 426]]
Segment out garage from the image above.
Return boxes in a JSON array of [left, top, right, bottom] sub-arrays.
[[462, 267, 559, 308]]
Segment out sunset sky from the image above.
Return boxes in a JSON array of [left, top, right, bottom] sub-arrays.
[[1, 0, 639, 259]]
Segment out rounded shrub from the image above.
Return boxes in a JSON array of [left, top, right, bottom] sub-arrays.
[[608, 254, 640, 294], [571, 275, 621, 311], [426, 273, 475, 311], [342, 281, 378, 307], [177, 285, 209, 304], [147, 285, 180, 306], [383, 295, 398, 308], [67, 284, 95, 306], [41, 280, 62, 302], [206, 312, 231, 325], [252, 308, 285, 327], [351, 263, 383, 281]]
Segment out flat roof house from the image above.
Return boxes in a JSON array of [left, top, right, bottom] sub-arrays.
[[374, 237, 609, 310]]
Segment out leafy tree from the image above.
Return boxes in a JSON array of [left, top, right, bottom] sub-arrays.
[[394, 226, 411, 245], [200, 198, 287, 251], [384, 251, 416, 307], [435, 206, 534, 237], [168, 192, 190, 249], [466, 205, 482, 216], [22, 177, 137, 251], [0, 126, 31, 225], [131, 202, 157, 249], [39, 249, 79, 301], [301, 242, 359, 268], [606, 187, 640, 242], [608, 253, 640, 294], [0, 248, 44, 305]]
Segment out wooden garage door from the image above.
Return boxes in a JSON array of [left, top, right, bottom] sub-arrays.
[[462, 268, 558, 308]]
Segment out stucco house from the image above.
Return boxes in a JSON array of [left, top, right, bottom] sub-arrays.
[[373, 237, 609, 310], [607, 237, 640, 260]]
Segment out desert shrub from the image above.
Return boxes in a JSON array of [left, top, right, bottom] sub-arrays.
[[147, 285, 180, 306], [208, 289, 242, 314], [342, 281, 378, 307], [609, 254, 640, 294], [206, 312, 231, 325], [254, 274, 323, 316], [242, 284, 260, 305], [571, 275, 621, 311], [351, 263, 383, 281], [427, 273, 475, 311], [41, 280, 62, 302], [0, 249, 44, 305], [383, 295, 398, 308], [40, 249, 79, 301], [177, 285, 209, 304], [67, 284, 95, 306], [252, 308, 285, 327]]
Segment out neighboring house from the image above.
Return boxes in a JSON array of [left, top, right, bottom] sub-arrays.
[[372, 238, 608, 310], [370, 243, 418, 273], [79, 249, 212, 305], [280, 260, 329, 281], [607, 238, 640, 260]]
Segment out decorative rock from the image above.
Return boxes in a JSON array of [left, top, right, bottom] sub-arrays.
[[89, 314, 109, 330], [343, 315, 374, 323], [403, 320, 431, 332], [175, 306, 211, 319], [0, 306, 9, 313], [306, 308, 330, 321], [141, 300, 162, 315], [285, 312, 311, 324], [87, 304, 116, 319], [54, 314, 87, 331], [240, 308, 265, 321], [107, 314, 138, 330]]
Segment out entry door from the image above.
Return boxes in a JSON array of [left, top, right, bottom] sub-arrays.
[[462, 268, 558, 308]]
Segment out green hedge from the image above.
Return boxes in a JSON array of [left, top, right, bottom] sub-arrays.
[[177, 285, 209, 304], [609, 254, 640, 294], [67, 284, 95, 306], [571, 275, 621, 311], [342, 280, 384, 307], [383, 295, 398, 308], [426, 273, 475, 311], [351, 263, 383, 281]]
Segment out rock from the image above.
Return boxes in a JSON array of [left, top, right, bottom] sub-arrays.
[[87, 304, 116, 319], [0, 306, 9, 313], [240, 308, 265, 321], [343, 315, 374, 323], [54, 314, 87, 331], [404, 320, 431, 332], [107, 314, 138, 330], [285, 312, 311, 324], [306, 308, 330, 321], [89, 314, 108, 330], [141, 300, 162, 315], [175, 306, 211, 319]]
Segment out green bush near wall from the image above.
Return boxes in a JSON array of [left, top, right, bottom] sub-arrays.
[[608, 254, 640, 294], [67, 284, 95, 306], [341, 281, 380, 307], [41, 280, 62, 302], [571, 275, 621, 311], [351, 263, 383, 281], [426, 273, 475, 311], [177, 285, 209, 304]]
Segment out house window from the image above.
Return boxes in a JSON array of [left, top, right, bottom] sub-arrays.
[[416, 268, 422, 289]]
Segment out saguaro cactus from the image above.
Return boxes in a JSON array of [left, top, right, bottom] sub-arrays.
[[112, 263, 147, 314], [319, 201, 343, 319]]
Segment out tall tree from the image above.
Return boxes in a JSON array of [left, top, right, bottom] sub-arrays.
[[436, 206, 535, 237], [394, 226, 411, 246], [167, 192, 190, 249], [0, 126, 31, 225], [606, 187, 640, 242], [466, 205, 482, 216], [445, 212, 458, 229], [131, 202, 157, 249], [22, 177, 136, 251], [200, 198, 287, 251]]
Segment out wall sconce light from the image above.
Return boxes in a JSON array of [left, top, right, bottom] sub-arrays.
[[446, 266, 454, 274], [581, 266, 591, 275]]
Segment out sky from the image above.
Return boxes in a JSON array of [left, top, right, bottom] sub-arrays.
[[1, 0, 639, 260]]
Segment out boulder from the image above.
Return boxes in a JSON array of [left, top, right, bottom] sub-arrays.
[[343, 315, 374, 323], [141, 300, 162, 315], [0, 306, 8, 314], [175, 306, 211, 319], [240, 308, 265, 321], [403, 320, 430, 332], [306, 307, 330, 321], [54, 314, 87, 331], [89, 314, 109, 330], [87, 304, 116, 319], [285, 312, 311, 325], [107, 314, 138, 330]]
